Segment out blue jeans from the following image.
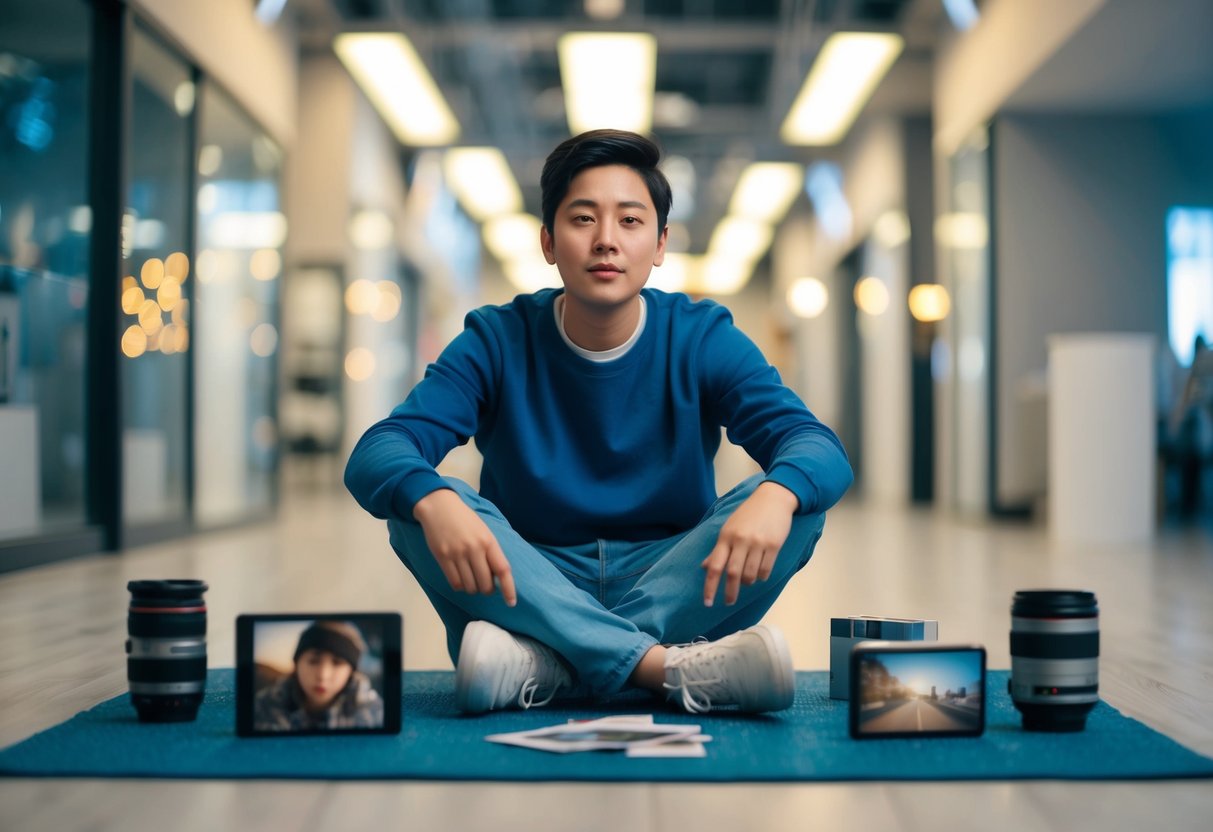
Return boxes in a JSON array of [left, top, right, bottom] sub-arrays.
[[387, 474, 826, 695]]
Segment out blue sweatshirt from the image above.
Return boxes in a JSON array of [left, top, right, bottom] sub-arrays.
[[345, 288, 852, 545]]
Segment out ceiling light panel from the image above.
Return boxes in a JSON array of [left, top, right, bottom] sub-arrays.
[[559, 32, 657, 135], [707, 216, 774, 263], [483, 213, 544, 262], [443, 148, 524, 223], [729, 162, 803, 224], [335, 33, 460, 146], [780, 31, 903, 146]]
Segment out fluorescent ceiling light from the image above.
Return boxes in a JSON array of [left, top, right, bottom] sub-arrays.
[[559, 33, 657, 135], [729, 163, 803, 224], [505, 258, 563, 293], [443, 147, 524, 222], [699, 255, 755, 296], [483, 213, 543, 262], [335, 33, 460, 146], [707, 216, 774, 263], [649, 253, 698, 294], [780, 32, 903, 146]]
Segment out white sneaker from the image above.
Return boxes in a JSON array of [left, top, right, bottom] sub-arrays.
[[663, 624, 795, 714], [455, 621, 575, 714]]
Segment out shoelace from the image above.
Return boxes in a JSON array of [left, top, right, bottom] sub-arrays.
[[517, 677, 561, 709], [506, 644, 565, 709], [663, 647, 726, 714]]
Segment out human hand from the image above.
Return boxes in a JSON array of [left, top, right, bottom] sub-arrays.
[[701, 481, 799, 607], [413, 489, 517, 606]]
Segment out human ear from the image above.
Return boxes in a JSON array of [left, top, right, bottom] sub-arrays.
[[540, 225, 557, 266], [652, 225, 669, 267]]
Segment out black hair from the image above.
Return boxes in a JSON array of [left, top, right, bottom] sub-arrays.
[[540, 129, 673, 239]]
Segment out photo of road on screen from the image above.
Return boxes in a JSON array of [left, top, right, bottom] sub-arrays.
[[852, 646, 985, 738]]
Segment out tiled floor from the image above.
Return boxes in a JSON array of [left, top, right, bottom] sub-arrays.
[[1, 481, 1211, 831]]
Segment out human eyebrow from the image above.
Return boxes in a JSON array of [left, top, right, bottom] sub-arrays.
[[565, 198, 650, 212]]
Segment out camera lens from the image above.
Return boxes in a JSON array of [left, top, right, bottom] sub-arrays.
[[1009, 589, 1099, 732], [126, 579, 208, 722]]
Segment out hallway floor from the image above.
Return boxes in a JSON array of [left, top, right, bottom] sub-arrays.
[[2, 486, 1212, 831]]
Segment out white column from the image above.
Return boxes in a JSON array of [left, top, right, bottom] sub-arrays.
[[1048, 333, 1155, 542], [0, 405, 40, 535]]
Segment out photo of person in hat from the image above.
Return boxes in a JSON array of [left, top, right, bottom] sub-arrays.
[[253, 620, 385, 732]]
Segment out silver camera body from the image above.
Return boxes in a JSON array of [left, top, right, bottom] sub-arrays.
[[829, 616, 939, 700]]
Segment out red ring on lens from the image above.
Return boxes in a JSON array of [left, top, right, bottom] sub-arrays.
[[130, 605, 208, 613]]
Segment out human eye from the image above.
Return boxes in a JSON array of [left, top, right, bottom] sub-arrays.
[[621, 216, 641, 225]]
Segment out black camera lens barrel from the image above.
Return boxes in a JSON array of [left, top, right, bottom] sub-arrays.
[[126, 579, 209, 722], [1009, 589, 1099, 732]]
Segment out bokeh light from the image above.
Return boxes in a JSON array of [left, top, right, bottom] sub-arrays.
[[157, 277, 182, 312], [165, 251, 190, 281], [138, 299, 164, 334], [908, 284, 951, 322], [121, 325, 147, 358], [855, 276, 890, 316], [787, 277, 829, 319], [344, 279, 380, 316], [250, 248, 282, 281], [141, 258, 165, 290], [372, 280, 402, 321], [250, 323, 279, 357], [121, 286, 145, 315], [345, 347, 376, 381]]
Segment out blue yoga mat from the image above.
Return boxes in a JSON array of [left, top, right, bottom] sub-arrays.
[[2, 670, 1211, 782]]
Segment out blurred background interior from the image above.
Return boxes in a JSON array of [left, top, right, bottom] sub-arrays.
[[2, 0, 1213, 571]]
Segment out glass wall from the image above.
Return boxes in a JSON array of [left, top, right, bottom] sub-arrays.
[[941, 126, 993, 515], [194, 84, 284, 526], [1167, 207, 1213, 366], [0, 0, 93, 546], [121, 26, 193, 528]]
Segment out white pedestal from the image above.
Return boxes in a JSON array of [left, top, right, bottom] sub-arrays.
[[124, 429, 168, 522], [0, 405, 41, 535], [1048, 334, 1155, 543]]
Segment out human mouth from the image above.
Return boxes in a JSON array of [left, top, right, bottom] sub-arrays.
[[588, 263, 623, 277]]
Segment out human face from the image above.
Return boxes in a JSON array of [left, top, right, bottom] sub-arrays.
[[540, 164, 668, 317], [295, 648, 353, 712]]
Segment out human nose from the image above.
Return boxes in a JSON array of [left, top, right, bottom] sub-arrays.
[[593, 226, 618, 253]]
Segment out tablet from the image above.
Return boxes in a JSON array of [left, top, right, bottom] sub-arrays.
[[849, 641, 985, 739], [235, 612, 402, 737]]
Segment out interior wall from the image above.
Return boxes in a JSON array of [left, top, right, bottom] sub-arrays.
[[993, 112, 1213, 504], [860, 238, 911, 505], [806, 118, 906, 279], [933, 0, 1105, 155], [775, 214, 841, 431], [282, 53, 414, 456], [801, 117, 911, 504], [286, 55, 355, 264], [133, 0, 298, 145], [344, 91, 412, 448]]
